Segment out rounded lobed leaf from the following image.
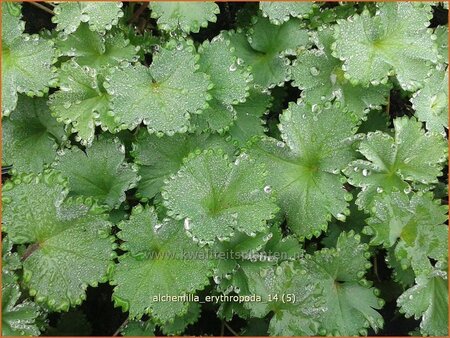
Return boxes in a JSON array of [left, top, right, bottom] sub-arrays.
[[162, 150, 279, 244]]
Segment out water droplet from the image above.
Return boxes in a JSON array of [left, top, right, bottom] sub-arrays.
[[213, 275, 221, 284], [184, 218, 191, 230], [154, 223, 162, 231], [336, 213, 346, 222], [264, 185, 272, 193], [229, 64, 237, 72], [362, 168, 370, 177], [310, 67, 320, 76], [376, 187, 383, 193]]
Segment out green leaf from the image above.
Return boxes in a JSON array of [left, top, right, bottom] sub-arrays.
[[227, 17, 309, 88], [48, 61, 116, 145], [52, 2, 124, 35], [260, 2, 314, 25], [2, 273, 41, 336], [112, 205, 213, 321], [121, 320, 155, 336], [228, 89, 272, 147], [107, 41, 211, 134], [131, 130, 235, 200], [244, 261, 324, 336], [192, 33, 252, 133], [344, 117, 447, 209], [55, 24, 137, 70], [411, 67, 448, 133], [149, 2, 220, 33], [2, 237, 21, 274], [397, 270, 448, 336], [3, 95, 66, 173], [160, 302, 201, 335], [54, 137, 138, 209], [366, 192, 448, 274], [2, 171, 115, 311], [307, 231, 384, 335], [291, 27, 390, 118], [162, 150, 279, 244], [2, 3, 56, 114], [248, 101, 358, 239], [435, 25, 448, 64], [333, 3, 438, 90]]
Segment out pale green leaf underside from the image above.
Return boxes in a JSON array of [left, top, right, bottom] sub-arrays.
[[163, 151, 278, 244], [54, 137, 138, 209], [52, 2, 123, 35], [132, 130, 235, 200], [112, 207, 213, 321], [260, 2, 314, 24], [398, 271, 448, 336], [2, 173, 114, 310], [248, 102, 357, 239], [149, 2, 219, 33], [107, 45, 210, 134], [3, 95, 66, 173], [333, 2, 438, 90], [344, 117, 447, 208]]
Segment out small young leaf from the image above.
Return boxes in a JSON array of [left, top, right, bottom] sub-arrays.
[[54, 137, 138, 209], [48, 61, 116, 145]]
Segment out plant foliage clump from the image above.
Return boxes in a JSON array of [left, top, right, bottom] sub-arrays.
[[1, 1, 448, 336]]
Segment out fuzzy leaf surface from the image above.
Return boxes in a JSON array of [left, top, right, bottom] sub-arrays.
[[112, 206, 213, 321], [248, 102, 358, 239], [333, 2, 437, 90], [344, 117, 447, 208], [2, 172, 114, 310], [149, 2, 219, 33], [3, 96, 66, 173], [107, 43, 210, 134], [163, 151, 278, 244], [54, 137, 137, 209]]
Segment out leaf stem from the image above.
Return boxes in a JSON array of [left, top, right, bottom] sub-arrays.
[[224, 322, 238, 336], [29, 2, 55, 16], [21, 243, 40, 261], [113, 318, 129, 337]]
